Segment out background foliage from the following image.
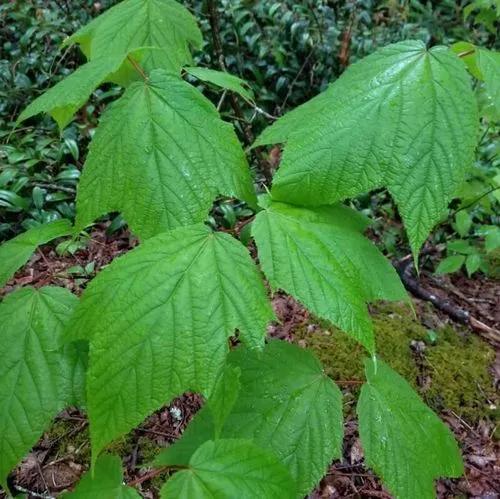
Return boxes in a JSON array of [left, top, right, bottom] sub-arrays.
[[1, 0, 498, 275]]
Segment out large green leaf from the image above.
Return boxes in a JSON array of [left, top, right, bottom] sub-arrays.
[[0, 220, 72, 289], [75, 70, 256, 239], [222, 341, 343, 497], [256, 41, 478, 257], [252, 198, 408, 352], [156, 341, 343, 497], [65, 0, 202, 74], [17, 51, 141, 131], [206, 364, 241, 438], [63, 454, 139, 498], [161, 439, 296, 499], [357, 359, 463, 499], [0, 287, 80, 488], [67, 224, 273, 459], [60, 340, 89, 408], [477, 48, 500, 120]]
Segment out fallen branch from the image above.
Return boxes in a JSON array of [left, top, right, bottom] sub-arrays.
[[395, 257, 500, 346], [30, 182, 76, 194]]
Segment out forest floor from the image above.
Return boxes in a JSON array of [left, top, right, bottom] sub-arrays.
[[1, 224, 499, 499]]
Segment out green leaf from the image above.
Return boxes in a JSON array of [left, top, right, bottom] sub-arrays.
[[76, 70, 256, 239], [253, 89, 331, 148], [222, 341, 343, 497], [156, 341, 344, 497], [154, 408, 216, 467], [239, 221, 253, 246], [0, 220, 73, 288], [67, 224, 273, 459], [185, 66, 254, 102], [206, 365, 241, 438], [435, 254, 466, 274], [32, 186, 44, 210], [477, 48, 500, 120], [161, 439, 296, 499], [485, 227, 500, 252], [455, 210, 472, 237], [357, 359, 463, 499], [0, 287, 80, 488], [256, 41, 477, 258], [65, 0, 202, 74], [252, 199, 408, 352], [60, 340, 89, 408], [464, 0, 500, 32], [464, 0, 500, 20], [450, 42, 482, 79], [17, 51, 140, 131], [447, 239, 476, 254], [465, 253, 482, 276], [63, 454, 140, 498]]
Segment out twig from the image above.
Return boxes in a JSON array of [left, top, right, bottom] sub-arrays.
[[338, 8, 356, 69], [13, 485, 55, 499], [395, 258, 500, 345], [46, 44, 73, 85], [127, 465, 185, 487], [216, 89, 227, 111], [137, 426, 175, 438], [329, 471, 376, 479], [37, 462, 50, 495], [127, 468, 166, 486], [31, 182, 76, 194], [430, 276, 496, 323], [37, 248, 52, 268], [251, 104, 278, 121], [206, 2, 247, 126], [336, 379, 364, 386]]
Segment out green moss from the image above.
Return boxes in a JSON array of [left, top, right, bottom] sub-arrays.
[[137, 436, 161, 464], [46, 418, 91, 464], [293, 302, 497, 424], [424, 325, 497, 422], [106, 434, 160, 462], [294, 302, 421, 388], [485, 249, 500, 278], [105, 433, 136, 457]]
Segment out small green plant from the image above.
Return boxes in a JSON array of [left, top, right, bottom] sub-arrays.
[[435, 118, 499, 277], [0, 1, 498, 498], [437, 227, 500, 276]]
